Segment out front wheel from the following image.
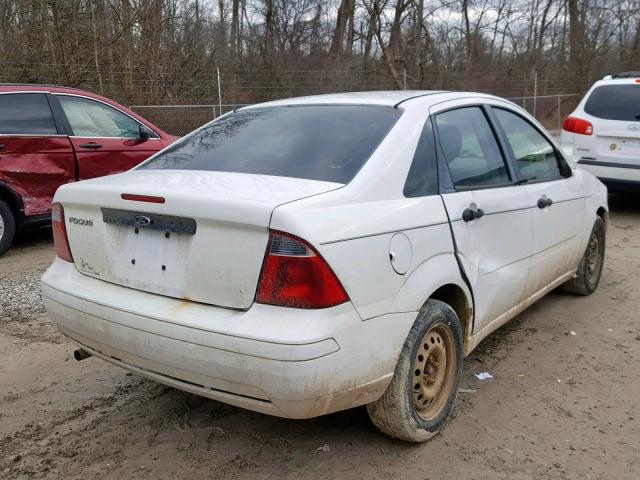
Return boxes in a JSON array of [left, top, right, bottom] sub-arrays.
[[366, 300, 463, 442], [562, 217, 605, 295], [0, 199, 16, 256]]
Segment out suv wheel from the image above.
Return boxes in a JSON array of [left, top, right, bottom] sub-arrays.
[[366, 300, 463, 442], [0, 199, 16, 256], [562, 217, 605, 295]]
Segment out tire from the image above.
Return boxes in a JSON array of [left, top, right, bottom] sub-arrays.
[[366, 299, 463, 442], [562, 217, 605, 295], [0, 198, 16, 256]]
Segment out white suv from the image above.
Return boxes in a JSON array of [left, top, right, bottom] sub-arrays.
[[561, 72, 640, 192], [42, 92, 608, 442]]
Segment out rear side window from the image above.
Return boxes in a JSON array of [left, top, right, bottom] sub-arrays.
[[493, 108, 563, 182], [140, 106, 401, 184], [584, 85, 640, 121], [57, 95, 142, 138], [0, 93, 57, 135], [435, 107, 510, 189], [404, 118, 438, 197]]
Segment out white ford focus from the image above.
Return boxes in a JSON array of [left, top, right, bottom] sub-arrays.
[[42, 91, 608, 442]]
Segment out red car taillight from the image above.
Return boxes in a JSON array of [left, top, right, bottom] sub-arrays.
[[562, 116, 593, 136], [51, 203, 73, 262], [256, 231, 349, 309]]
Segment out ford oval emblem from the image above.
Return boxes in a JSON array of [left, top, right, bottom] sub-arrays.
[[134, 214, 152, 226]]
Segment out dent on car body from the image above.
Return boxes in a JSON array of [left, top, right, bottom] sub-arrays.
[[0, 138, 75, 216]]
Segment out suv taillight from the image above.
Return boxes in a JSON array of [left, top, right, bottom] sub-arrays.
[[562, 116, 593, 136], [256, 231, 349, 309], [52, 203, 73, 262]]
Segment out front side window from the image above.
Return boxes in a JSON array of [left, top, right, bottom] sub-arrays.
[[0, 93, 57, 135], [57, 95, 141, 138], [584, 85, 640, 121], [140, 105, 401, 184], [493, 108, 563, 182], [435, 107, 510, 189]]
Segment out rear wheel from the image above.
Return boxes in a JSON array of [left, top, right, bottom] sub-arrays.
[[0, 199, 16, 256], [562, 217, 605, 295], [366, 300, 463, 442]]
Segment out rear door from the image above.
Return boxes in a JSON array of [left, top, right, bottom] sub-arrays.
[[491, 106, 585, 296], [0, 92, 75, 216], [52, 94, 163, 180], [431, 100, 533, 333]]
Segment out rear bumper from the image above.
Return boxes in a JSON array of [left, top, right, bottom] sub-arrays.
[[577, 159, 640, 189], [41, 258, 415, 418]]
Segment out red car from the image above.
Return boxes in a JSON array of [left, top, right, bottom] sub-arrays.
[[0, 84, 176, 255]]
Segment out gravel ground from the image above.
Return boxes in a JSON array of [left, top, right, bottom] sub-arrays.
[[1, 269, 47, 322], [0, 230, 61, 344], [0, 195, 639, 480]]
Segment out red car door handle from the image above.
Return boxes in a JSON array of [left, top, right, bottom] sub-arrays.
[[79, 143, 102, 149], [0, 144, 5, 151]]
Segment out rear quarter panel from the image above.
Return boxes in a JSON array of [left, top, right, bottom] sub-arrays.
[[272, 194, 468, 321], [578, 168, 609, 250]]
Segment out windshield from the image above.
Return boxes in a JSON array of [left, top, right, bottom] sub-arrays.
[[584, 85, 640, 121], [139, 105, 401, 184]]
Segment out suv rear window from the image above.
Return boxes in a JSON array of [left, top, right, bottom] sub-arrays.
[[139, 105, 401, 183], [584, 85, 640, 121]]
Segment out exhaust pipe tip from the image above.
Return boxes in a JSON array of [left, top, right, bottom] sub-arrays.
[[73, 349, 92, 361]]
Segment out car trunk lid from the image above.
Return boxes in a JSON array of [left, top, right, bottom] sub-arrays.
[[57, 170, 342, 309], [593, 120, 640, 165]]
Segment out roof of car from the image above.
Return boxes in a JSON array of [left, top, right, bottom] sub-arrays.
[[244, 91, 449, 108], [0, 83, 95, 95], [612, 71, 640, 79], [0, 83, 70, 88]]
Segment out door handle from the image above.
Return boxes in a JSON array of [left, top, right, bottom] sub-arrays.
[[462, 205, 485, 222], [0, 144, 5, 151], [537, 196, 553, 209], [79, 143, 102, 149]]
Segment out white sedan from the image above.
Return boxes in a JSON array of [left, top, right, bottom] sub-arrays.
[[42, 91, 608, 442]]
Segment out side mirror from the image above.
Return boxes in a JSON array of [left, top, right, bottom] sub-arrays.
[[139, 125, 155, 141]]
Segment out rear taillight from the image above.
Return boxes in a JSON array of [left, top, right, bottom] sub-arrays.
[[256, 231, 349, 309], [562, 116, 593, 135], [51, 203, 73, 262]]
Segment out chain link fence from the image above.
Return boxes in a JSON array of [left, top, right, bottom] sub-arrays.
[[129, 104, 248, 136], [131, 93, 581, 137]]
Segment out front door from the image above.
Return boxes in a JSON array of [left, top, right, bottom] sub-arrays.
[[53, 94, 163, 180], [431, 102, 533, 334], [490, 106, 586, 296]]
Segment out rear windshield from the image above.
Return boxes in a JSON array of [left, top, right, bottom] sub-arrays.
[[139, 105, 401, 183], [584, 85, 640, 121]]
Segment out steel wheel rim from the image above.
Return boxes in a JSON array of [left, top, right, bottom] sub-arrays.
[[0, 213, 4, 241], [586, 232, 602, 282], [412, 323, 456, 421]]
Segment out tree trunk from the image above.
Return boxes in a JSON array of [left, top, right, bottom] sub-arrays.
[[568, 0, 586, 89], [329, 0, 353, 56], [231, 0, 240, 54]]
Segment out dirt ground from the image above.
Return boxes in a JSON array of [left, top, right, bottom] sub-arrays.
[[1, 194, 639, 480]]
